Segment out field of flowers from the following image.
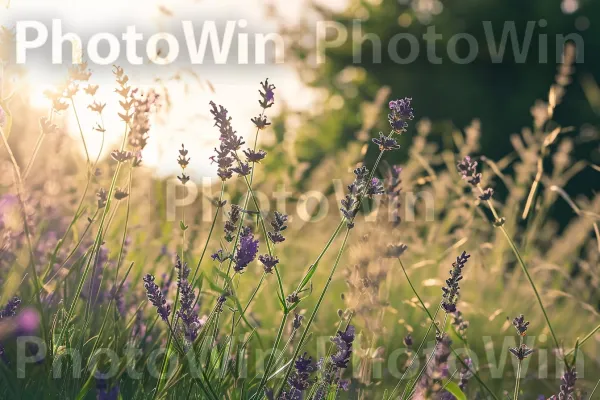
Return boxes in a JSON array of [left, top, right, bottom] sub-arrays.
[[0, 24, 599, 400]]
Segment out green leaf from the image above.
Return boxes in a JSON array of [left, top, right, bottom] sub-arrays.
[[180, 221, 188, 231], [442, 380, 467, 400]]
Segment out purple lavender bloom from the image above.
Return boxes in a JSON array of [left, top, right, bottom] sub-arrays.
[[548, 367, 577, 400], [415, 334, 452, 399], [234, 228, 259, 273], [441, 251, 470, 313], [224, 204, 242, 242], [251, 115, 271, 130], [388, 98, 414, 133], [143, 274, 171, 321], [281, 352, 316, 400], [457, 156, 482, 186], [513, 314, 530, 336], [339, 166, 384, 228], [267, 211, 288, 244], [0, 296, 21, 318], [96, 378, 119, 400], [331, 325, 355, 369], [211, 249, 229, 263], [209, 101, 247, 180], [175, 256, 201, 342], [232, 162, 252, 177], [258, 254, 279, 274], [259, 79, 276, 109], [243, 149, 267, 163], [509, 344, 534, 361], [372, 133, 400, 151], [479, 187, 494, 201]]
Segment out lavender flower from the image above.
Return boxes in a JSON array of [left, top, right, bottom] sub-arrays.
[[267, 211, 288, 244], [281, 352, 316, 400], [209, 101, 246, 181], [258, 254, 279, 274], [548, 367, 576, 400], [441, 251, 470, 313], [372, 133, 400, 151], [234, 228, 259, 273], [340, 166, 384, 228], [177, 144, 191, 185], [96, 188, 107, 209], [513, 314, 530, 336], [292, 312, 304, 330], [232, 162, 252, 177], [479, 187, 494, 201], [384, 243, 408, 258], [415, 334, 452, 399], [143, 274, 171, 321], [259, 79, 276, 109], [388, 97, 414, 133], [331, 325, 355, 369], [243, 149, 267, 163], [177, 144, 190, 169], [96, 378, 119, 400], [459, 358, 474, 392], [114, 188, 129, 201], [251, 115, 271, 130], [286, 292, 300, 305], [110, 150, 133, 163], [211, 249, 229, 263], [509, 344, 534, 361], [0, 296, 21, 318], [457, 155, 481, 187], [175, 256, 201, 342], [224, 204, 242, 242]]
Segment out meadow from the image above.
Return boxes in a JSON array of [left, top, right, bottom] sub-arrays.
[[0, 28, 599, 400]]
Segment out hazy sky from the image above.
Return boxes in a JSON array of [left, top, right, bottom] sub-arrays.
[[1, 0, 347, 179]]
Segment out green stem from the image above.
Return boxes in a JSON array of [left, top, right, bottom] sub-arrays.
[[394, 257, 500, 400], [513, 336, 523, 400], [477, 185, 562, 361], [275, 228, 351, 398]]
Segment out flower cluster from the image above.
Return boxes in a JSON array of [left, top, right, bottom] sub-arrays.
[[0, 296, 21, 318], [258, 79, 276, 109], [415, 334, 452, 398], [340, 166, 384, 228], [175, 256, 201, 342], [143, 274, 171, 321], [244, 149, 267, 163], [513, 314, 530, 336], [372, 133, 400, 152], [383, 165, 403, 226], [548, 368, 576, 400], [224, 204, 242, 242], [388, 97, 414, 133], [177, 144, 190, 185], [457, 155, 494, 201], [312, 325, 356, 398], [509, 343, 535, 361], [441, 251, 470, 313], [129, 88, 160, 152], [258, 254, 279, 274], [267, 211, 288, 244], [209, 102, 245, 181], [234, 228, 259, 273], [281, 352, 316, 400], [331, 325, 355, 369]]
